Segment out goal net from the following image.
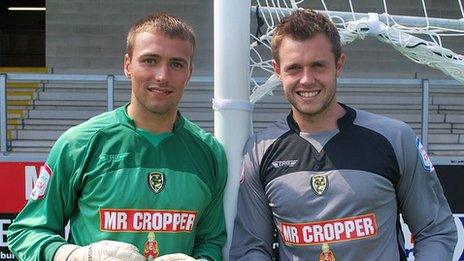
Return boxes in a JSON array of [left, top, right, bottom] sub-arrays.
[[249, 0, 464, 103]]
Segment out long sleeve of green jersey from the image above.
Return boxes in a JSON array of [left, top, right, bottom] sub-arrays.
[[7, 126, 91, 261], [192, 138, 228, 261]]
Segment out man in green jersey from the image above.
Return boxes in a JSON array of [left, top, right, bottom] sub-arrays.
[[8, 12, 227, 261]]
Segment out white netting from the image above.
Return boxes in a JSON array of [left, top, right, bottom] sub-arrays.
[[250, 0, 464, 103]]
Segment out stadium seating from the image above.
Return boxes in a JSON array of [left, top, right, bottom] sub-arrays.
[[5, 77, 464, 156]]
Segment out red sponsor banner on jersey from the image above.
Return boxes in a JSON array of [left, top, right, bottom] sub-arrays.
[[100, 209, 198, 232], [0, 162, 44, 213], [278, 213, 378, 246]]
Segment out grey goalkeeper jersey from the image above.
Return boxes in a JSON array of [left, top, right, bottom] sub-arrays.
[[230, 104, 456, 261]]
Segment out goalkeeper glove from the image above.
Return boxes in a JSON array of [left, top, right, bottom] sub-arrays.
[[53, 240, 145, 261]]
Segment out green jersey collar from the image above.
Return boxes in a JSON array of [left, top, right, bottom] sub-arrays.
[[116, 104, 185, 133]]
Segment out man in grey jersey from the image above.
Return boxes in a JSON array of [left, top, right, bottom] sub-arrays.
[[230, 9, 457, 260]]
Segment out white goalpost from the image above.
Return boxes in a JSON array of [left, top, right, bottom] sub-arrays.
[[214, 0, 252, 258], [215, 0, 464, 259]]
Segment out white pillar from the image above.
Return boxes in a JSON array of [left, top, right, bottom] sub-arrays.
[[214, 0, 251, 259]]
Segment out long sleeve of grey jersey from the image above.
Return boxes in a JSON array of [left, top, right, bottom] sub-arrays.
[[229, 137, 275, 260], [395, 128, 457, 260]]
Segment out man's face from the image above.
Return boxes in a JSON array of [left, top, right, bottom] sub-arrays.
[[273, 34, 345, 119], [124, 32, 193, 118]]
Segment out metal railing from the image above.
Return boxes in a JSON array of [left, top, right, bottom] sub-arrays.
[[1, 73, 126, 155], [0, 73, 463, 157], [0, 73, 216, 156]]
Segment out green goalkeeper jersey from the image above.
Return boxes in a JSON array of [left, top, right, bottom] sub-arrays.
[[8, 105, 228, 261]]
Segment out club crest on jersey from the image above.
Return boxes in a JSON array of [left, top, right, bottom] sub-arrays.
[[319, 243, 335, 261], [148, 172, 165, 194], [416, 137, 435, 172], [311, 175, 328, 196]]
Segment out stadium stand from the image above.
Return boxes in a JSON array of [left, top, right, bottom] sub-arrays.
[[0, 67, 47, 147], [4, 76, 464, 156]]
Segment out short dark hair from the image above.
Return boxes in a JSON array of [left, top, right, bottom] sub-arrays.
[[271, 9, 342, 63], [126, 12, 196, 58]]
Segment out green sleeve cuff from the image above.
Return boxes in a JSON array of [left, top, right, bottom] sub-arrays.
[[45, 241, 68, 261]]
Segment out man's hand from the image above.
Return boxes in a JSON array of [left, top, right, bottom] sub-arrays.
[[54, 240, 145, 261], [154, 253, 206, 261]]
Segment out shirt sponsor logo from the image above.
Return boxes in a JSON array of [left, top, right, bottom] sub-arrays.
[[271, 160, 298, 168], [30, 163, 52, 200], [279, 213, 378, 246], [143, 232, 159, 259], [415, 137, 435, 172], [319, 243, 335, 261], [100, 209, 197, 232]]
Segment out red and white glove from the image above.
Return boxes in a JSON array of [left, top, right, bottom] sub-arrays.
[[54, 240, 145, 261], [154, 253, 207, 261]]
